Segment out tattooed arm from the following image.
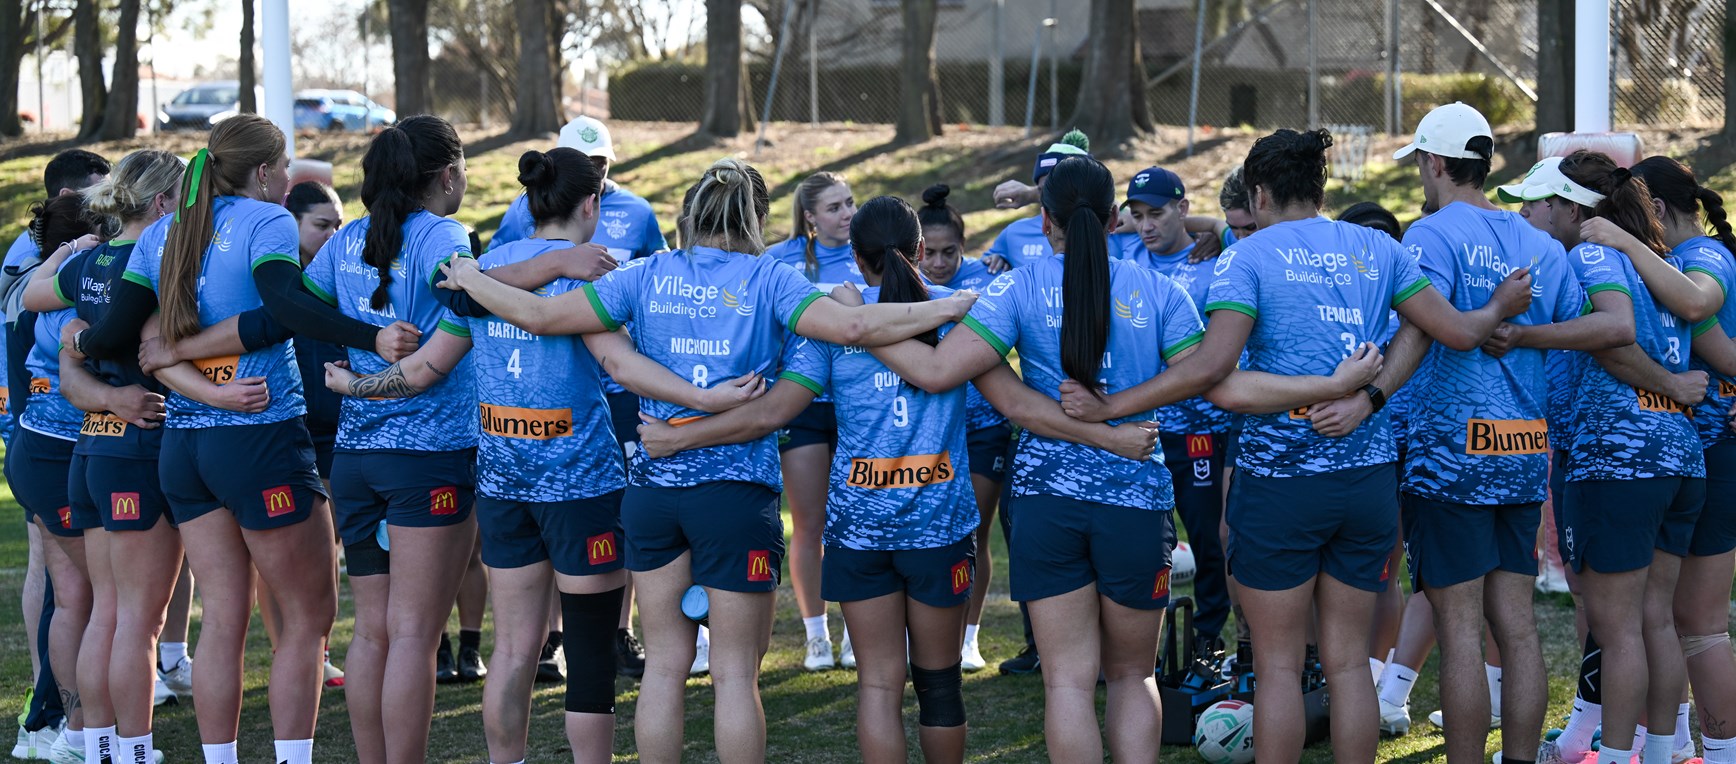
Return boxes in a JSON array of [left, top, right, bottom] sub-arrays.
[[324, 329, 474, 399]]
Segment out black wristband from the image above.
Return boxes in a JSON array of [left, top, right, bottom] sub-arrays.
[[1362, 384, 1387, 413]]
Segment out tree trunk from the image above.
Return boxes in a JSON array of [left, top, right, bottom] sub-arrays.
[[0, 0, 24, 137], [700, 0, 746, 136], [1535, 0, 1575, 135], [508, 0, 562, 137], [239, 0, 256, 113], [388, 0, 431, 116], [1069, 0, 1150, 149], [1725, 0, 1735, 139], [894, 0, 941, 144], [74, 0, 106, 139], [98, 0, 140, 139]]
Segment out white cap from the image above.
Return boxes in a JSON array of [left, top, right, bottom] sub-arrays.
[[558, 116, 616, 161], [1496, 156, 1607, 207], [1392, 102, 1493, 161]]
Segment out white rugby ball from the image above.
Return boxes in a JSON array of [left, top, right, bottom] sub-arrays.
[[1172, 542, 1196, 586], [1194, 698, 1254, 764]]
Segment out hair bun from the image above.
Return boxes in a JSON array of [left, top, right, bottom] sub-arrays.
[[921, 184, 950, 208], [1610, 167, 1633, 187], [517, 150, 557, 189]]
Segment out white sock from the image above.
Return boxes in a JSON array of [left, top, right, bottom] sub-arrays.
[[964, 624, 980, 646], [62, 728, 85, 751], [1371, 656, 1385, 685], [1704, 733, 1736, 764], [1377, 662, 1418, 708], [274, 738, 313, 764], [803, 614, 828, 643], [695, 625, 709, 649], [159, 642, 188, 670], [115, 733, 153, 764], [1558, 700, 1603, 759], [85, 725, 114, 763], [1676, 702, 1693, 751], [841, 624, 852, 650], [1598, 745, 1633, 764], [1644, 732, 1677, 764], [1634, 724, 1648, 756], [1485, 664, 1503, 718], [201, 741, 238, 764]]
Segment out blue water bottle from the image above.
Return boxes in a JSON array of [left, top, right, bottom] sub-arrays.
[[681, 584, 709, 627]]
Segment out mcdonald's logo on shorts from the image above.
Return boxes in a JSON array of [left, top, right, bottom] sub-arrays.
[[262, 486, 297, 518], [1152, 568, 1171, 600], [429, 486, 458, 516], [1185, 434, 1213, 459], [586, 532, 617, 565], [110, 492, 140, 521], [1380, 555, 1392, 582], [950, 560, 971, 595], [57, 507, 71, 528], [746, 549, 773, 582]]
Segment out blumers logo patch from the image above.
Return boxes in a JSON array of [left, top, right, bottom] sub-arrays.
[[951, 560, 971, 595], [1464, 418, 1550, 455], [111, 492, 141, 521], [430, 486, 458, 515], [587, 532, 617, 565], [746, 550, 773, 582], [262, 486, 296, 517], [1152, 568, 1171, 600]]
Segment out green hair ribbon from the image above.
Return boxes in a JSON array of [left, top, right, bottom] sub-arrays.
[[178, 148, 209, 222]]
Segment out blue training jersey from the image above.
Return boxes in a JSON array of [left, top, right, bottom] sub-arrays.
[[58, 241, 167, 459], [932, 258, 1003, 431], [20, 305, 81, 441], [1562, 243, 1703, 481], [583, 246, 823, 490], [4, 230, 36, 278], [984, 216, 1050, 269], [489, 182, 668, 260], [123, 199, 307, 427], [1122, 241, 1232, 436], [965, 255, 1203, 510], [1398, 204, 1586, 504], [302, 210, 478, 452], [943, 258, 994, 292], [466, 239, 626, 502], [1677, 236, 1736, 448], [1204, 216, 1431, 478], [765, 236, 861, 285], [779, 285, 979, 550]]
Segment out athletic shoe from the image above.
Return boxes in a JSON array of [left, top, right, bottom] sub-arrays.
[[1379, 699, 1412, 736], [158, 658, 193, 696], [616, 630, 646, 679], [1536, 564, 1570, 594], [689, 642, 710, 676], [1428, 709, 1501, 730], [839, 632, 856, 669], [802, 637, 835, 671], [457, 645, 487, 683], [44, 736, 80, 764], [12, 725, 58, 760], [998, 646, 1041, 675], [435, 639, 459, 684], [535, 642, 565, 684], [323, 660, 346, 689], [960, 637, 986, 672], [1673, 739, 1700, 764], [1535, 740, 1594, 764], [152, 676, 177, 707]]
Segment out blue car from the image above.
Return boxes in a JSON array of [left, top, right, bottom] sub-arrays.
[[293, 90, 396, 132]]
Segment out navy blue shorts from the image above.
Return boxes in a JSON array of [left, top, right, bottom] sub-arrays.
[[1008, 493, 1176, 610], [1401, 493, 1540, 591], [606, 391, 638, 460], [622, 481, 785, 593], [1549, 450, 1569, 560], [159, 418, 325, 531], [779, 401, 836, 451], [966, 423, 1013, 481], [1692, 441, 1736, 556], [10, 429, 81, 537], [76, 454, 174, 533], [1227, 463, 1398, 593], [1562, 476, 1704, 574], [477, 490, 625, 576], [331, 448, 476, 547], [1161, 432, 1225, 499], [309, 428, 336, 481], [822, 534, 977, 608]]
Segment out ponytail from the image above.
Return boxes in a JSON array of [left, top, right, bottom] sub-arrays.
[[1698, 187, 1736, 253], [161, 114, 283, 343], [792, 171, 847, 280], [83, 149, 184, 234], [1562, 150, 1667, 255], [360, 115, 463, 310], [1632, 155, 1736, 254], [850, 195, 936, 345], [1042, 156, 1115, 392], [690, 158, 764, 254]]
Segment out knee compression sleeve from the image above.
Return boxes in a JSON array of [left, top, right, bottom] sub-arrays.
[[344, 535, 389, 577], [911, 662, 966, 728], [1681, 632, 1731, 659], [561, 588, 625, 715]]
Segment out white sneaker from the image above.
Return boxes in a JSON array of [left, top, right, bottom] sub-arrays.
[[689, 642, 710, 676], [1427, 709, 1501, 730], [839, 632, 856, 669], [1379, 699, 1411, 736], [152, 676, 177, 707], [802, 636, 835, 671], [12, 725, 58, 760], [1673, 739, 1699, 764], [960, 637, 986, 672], [159, 658, 193, 696], [44, 735, 81, 764], [1536, 564, 1570, 594]]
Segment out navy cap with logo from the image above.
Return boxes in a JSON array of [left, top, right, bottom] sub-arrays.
[[1123, 167, 1186, 209]]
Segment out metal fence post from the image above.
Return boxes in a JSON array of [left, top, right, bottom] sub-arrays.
[[1386, 0, 1397, 134], [1307, 0, 1319, 130], [1024, 19, 1042, 138], [756, 0, 798, 153], [1187, 0, 1205, 155], [1048, 0, 1058, 131], [989, 0, 1004, 127], [808, 0, 818, 126]]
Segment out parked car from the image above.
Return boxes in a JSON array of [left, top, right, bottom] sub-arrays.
[[293, 90, 396, 132], [157, 81, 262, 132]]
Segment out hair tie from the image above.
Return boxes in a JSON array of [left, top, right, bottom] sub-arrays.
[[179, 148, 210, 222], [1610, 167, 1633, 187]]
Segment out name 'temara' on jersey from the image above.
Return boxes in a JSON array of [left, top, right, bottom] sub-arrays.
[[303, 210, 478, 452], [780, 286, 980, 550], [466, 239, 626, 502], [1204, 217, 1431, 478], [1676, 236, 1736, 448], [965, 255, 1203, 511], [583, 247, 823, 490], [1400, 204, 1586, 504]]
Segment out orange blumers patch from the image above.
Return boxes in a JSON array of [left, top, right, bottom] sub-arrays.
[[846, 452, 956, 489], [1463, 418, 1549, 455], [193, 355, 239, 386]]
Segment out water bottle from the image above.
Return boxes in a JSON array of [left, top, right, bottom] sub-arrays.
[[375, 519, 391, 552], [681, 584, 709, 627]]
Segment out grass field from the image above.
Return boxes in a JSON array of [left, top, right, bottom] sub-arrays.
[[0, 121, 1733, 761]]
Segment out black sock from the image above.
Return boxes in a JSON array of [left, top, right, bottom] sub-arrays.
[[438, 632, 452, 654], [459, 629, 481, 651], [1579, 633, 1603, 705], [617, 627, 630, 638], [546, 631, 564, 651]]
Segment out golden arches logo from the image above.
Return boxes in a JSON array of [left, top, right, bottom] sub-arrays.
[[587, 532, 617, 565], [746, 550, 773, 582], [111, 492, 141, 520]]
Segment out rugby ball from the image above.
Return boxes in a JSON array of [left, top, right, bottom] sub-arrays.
[[1194, 699, 1254, 764], [1172, 542, 1196, 587]]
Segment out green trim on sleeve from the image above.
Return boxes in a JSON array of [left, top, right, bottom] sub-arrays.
[[1162, 331, 1205, 361], [120, 271, 155, 291], [581, 283, 621, 331], [784, 291, 825, 333], [1684, 266, 1729, 297], [249, 253, 301, 272], [436, 318, 471, 338], [1585, 283, 1633, 299], [301, 274, 338, 306], [779, 371, 825, 396], [1693, 317, 1720, 338], [961, 315, 1012, 357], [429, 252, 476, 286], [1392, 276, 1431, 307], [51, 277, 73, 308], [1202, 300, 1256, 319], [1579, 299, 1594, 317]]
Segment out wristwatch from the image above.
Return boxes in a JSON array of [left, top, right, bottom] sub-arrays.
[[1362, 383, 1387, 413]]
